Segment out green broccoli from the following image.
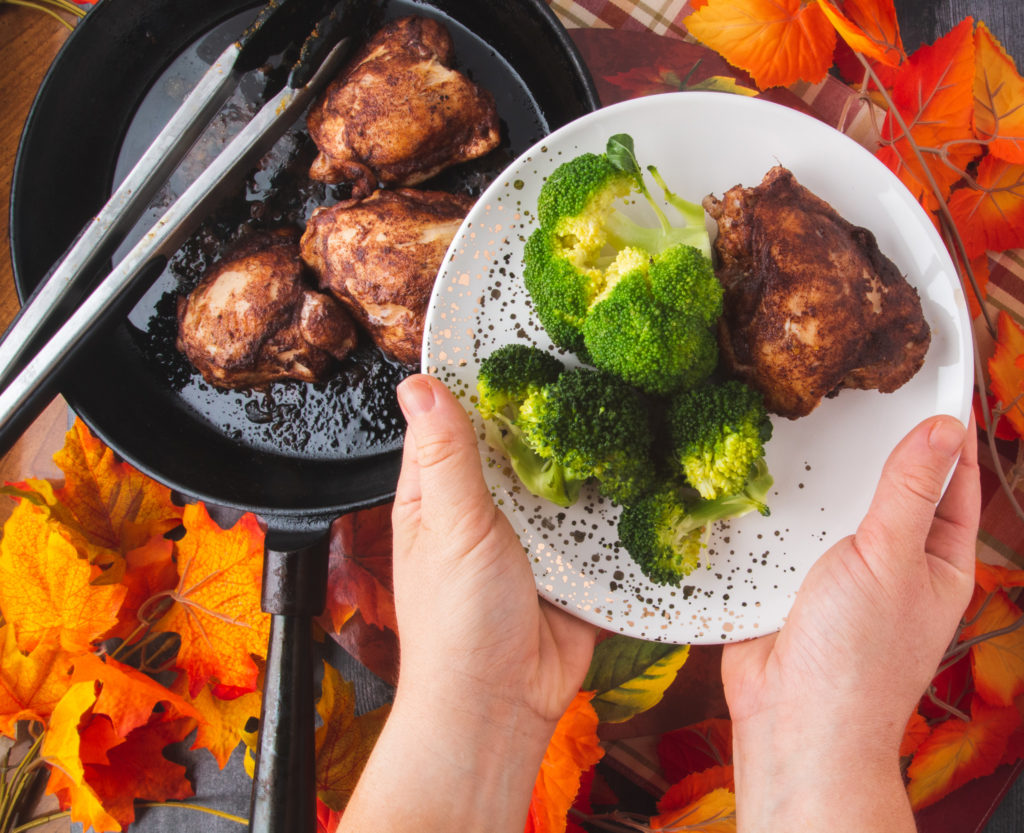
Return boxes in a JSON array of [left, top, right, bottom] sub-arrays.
[[669, 380, 774, 501], [476, 344, 583, 507], [522, 134, 720, 395], [617, 461, 774, 587], [518, 366, 657, 504]]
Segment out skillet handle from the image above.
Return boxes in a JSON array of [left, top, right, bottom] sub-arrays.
[[249, 533, 330, 833]]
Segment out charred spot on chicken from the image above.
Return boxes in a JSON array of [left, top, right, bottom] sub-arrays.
[[703, 166, 931, 419]]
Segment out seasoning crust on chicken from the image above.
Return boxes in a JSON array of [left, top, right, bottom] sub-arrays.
[[307, 15, 501, 197], [176, 229, 358, 389], [300, 188, 474, 367], [704, 166, 931, 419]]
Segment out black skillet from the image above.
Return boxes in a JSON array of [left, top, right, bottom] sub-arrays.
[[9, 0, 598, 830]]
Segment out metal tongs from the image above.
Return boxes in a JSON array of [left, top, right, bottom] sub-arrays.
[[0, 0, 374, 455]]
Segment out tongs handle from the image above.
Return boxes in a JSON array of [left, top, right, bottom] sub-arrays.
[[0, 0, 372, 456]]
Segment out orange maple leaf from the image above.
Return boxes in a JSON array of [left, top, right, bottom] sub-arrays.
[[684, 0, 836, 90], [947, 154, 1024, 257], [151, 503, 270, 696], [657, 764, 734, 813], [875, 18, 979, 211], [106, 536, 178, 643], [525, 690, 605, 833], [657, 717, 732, 783], [973, 21, 1024, 164], [960, 588, 1024, 707], [53, 419, 183, 552], [905, 695, 1019, 810], [0, 622, 74, 738], [974, 558, 1024, 593], [901, 708, 931, 758], [315, 662, 390, 811], [172, 674, 262, 769], [323, 506, 396, 634], [650, 787, 736, 832], [0, 499, 127, 653], [815, 0, 904, 66], [987, 309, 1024, 438]]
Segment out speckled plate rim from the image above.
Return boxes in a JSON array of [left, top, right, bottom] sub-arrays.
[[422, 91, 974, 645]]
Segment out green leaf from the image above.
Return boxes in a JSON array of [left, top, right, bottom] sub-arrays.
[[605, 133, 640, 178], [582, 635, 690, 723]]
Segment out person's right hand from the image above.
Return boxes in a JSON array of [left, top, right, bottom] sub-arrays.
[[721, 414, 980, 832]]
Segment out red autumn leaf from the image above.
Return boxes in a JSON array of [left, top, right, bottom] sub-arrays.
[[525, 691, 605, 833], [650, 787, 736, 832], [315, 662, 390, 811], [947, 154, 1024, 257], [657, 764, 734, 813], [657, 718, 732, 783], [684, 0, 836, 90], [973, 391, 1017, 441], [988, 309, 1024, 438], [975, 558, 1024, 593], [151, 503, 270, 696], [815, 0, 904, 66], [603, 67, 689, 98], [107, 536, 178, 643], [973, 21, 1024, 163], [322, 505, 396, 634], [901, 708, 932, 757], [906, 695, 1019, 809], [960, 588, 1024, 707], [0, 622, 74, 738], [0, 498, 127, 653], [53, 418, 182, 553], [876, 18, 979, 211]]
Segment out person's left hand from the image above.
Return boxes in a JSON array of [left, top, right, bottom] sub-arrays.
[[391, 373, 598, 729]]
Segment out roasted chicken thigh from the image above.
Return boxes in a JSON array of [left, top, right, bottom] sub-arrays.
[[306, 15, 501, 196], [176, 229, 358, 389], [300, 188, 474, 366], [704, 166, 931, 419]]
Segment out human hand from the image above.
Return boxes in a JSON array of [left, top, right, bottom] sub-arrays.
[[721, 415, 980, 831]]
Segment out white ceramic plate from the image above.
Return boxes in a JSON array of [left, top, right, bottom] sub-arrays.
[[421, 92, 973, 645]]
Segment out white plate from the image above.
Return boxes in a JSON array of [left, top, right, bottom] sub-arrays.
[[421, 92, 974, 645]]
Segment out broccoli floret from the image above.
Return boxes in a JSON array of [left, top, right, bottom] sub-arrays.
[[518, 367, 657, 504], [476, 345, 583, 507], [581, 250, 719, 396], [618, 462, 774, 587], [523, 134, 719, 395], [669, 380, 774, 501]]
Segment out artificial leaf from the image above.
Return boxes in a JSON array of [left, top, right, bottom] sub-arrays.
[[0, 622, 74, 737], [988, 309, 1024, 438], [314, 662, 390, 811], [322, 505, 396, 634], [70, 653, 200, 739], [79, 715, 196, 829], [173, 675, 262, 769], [975, 558, 1024, 593], [46, 766, 121, 833], [580, 635, 689, 723], [151, 503, 270, 696], [973, 21, 1024, 163], [947, 154, 1024, 257], [876, 18, 978, 210], [603, 67, 691, 97], [960, 588, 1024, 706], [0, 499, 127, 652], [684, 0, 836, 90], [649, 787, 736, 832], [658, 764, 734, 813], [658, 718, 733, 783], [815, 0, 904, 66], [106, 535, 178, 643], [905, 695, 1019, 809], [525, 691, 605, 833], [901, 708, 931, 758], [53, 419, 182, 552], [41, 679, 98, 786]]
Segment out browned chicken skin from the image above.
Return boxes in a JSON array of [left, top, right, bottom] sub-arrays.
[[704, 166, 931, 419], [176, 229, 358, 389], [306, 15, 501, 196], [300, 188, 474, 367]]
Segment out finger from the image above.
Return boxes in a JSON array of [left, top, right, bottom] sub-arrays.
[[926, 413, 980, 578], [394, 374, 496, 545], [391, 418, 423, 535], [855, 415, 967, 574]]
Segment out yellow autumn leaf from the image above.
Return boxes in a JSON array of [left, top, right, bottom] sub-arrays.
[[974, 21, 1024, 163], [651, 787, 736, 831], [581, 635, 690, 723]]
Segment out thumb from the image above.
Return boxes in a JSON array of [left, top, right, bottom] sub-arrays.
[[393, 374, 495, 541], [855, 415, 966, 573]]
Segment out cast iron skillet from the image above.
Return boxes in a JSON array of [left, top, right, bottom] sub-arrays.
[[9, 0, 598, 830]]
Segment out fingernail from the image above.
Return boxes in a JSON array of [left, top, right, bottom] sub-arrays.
[[397, 376, 436, 417], [929, 418, 966, 457]]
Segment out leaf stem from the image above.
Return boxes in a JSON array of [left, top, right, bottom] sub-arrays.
[[9, 800, 248, 833], [0, 0, 82, 29]]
